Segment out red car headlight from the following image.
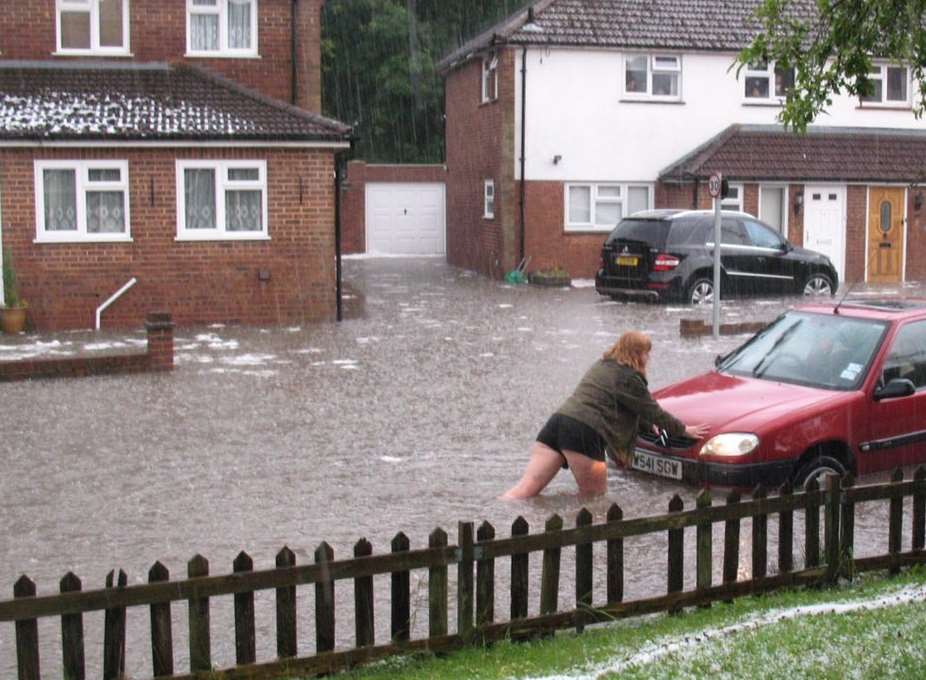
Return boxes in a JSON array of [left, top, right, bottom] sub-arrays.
[[700, 433, 759, 457]]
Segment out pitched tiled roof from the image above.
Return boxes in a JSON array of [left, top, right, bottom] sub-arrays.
[[0, 61, 351, 143], [659, 125, 926, 183], [439, 0, 816, 70]]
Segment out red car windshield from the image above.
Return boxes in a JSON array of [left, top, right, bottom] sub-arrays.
[[717, 311, 888, 390]]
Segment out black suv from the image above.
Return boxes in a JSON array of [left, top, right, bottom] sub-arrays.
[[595, 210, 839, 304]]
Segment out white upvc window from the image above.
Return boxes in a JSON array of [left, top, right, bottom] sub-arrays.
[[34, 160, 131, 243], [483, 179, 495, 218], [623, 54, 681, 100], [481, 52, 498, 102], [565, 183, 652, 232], [56, 0, 130, 55], [187, 0, 258, 57], [860, 63, 910, 106], [176, 160, 268, 240], [721, 183, 744, 212], [743, 60, 794, 102]]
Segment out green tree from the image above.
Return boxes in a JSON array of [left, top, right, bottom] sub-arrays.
[[737, 0, 926, 133]]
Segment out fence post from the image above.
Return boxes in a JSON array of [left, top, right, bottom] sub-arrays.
[[751, 485, 768, 580], [840, 474, 856, 579], [149, 561, 173, 677], [889, 468, 904, 575], [510, 517, 529, 621], [60, 572, 85, 680], [103, 569, 127, 680], [475, 522, 495, 631], [428, 528, 448, 638], [14, 575, 39, 680], [778, 484, 794, 574], [606, 504, 624, 605], [824, 474, 842, 584], [696, 490, 712, 605], [457, 522, 475, 640], [540, 515, 563, 620], [233, 552, 256, 665], [275, 546, 297, 658], [315, 542, 336, 653], [805, 478, 821, 569], [575, 508, 593, 633], [914, 466, 926, 552], [354, 539, 375, 647], [188, 554, 211, 673], [390, 532, 411, 643], [722, 491, 741, 590], [667, 495, 684, 608]]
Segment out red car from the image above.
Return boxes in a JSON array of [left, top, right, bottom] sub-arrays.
[[632, 298, 926, 489]]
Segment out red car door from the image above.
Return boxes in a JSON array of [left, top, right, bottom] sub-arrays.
[[860, 320, 926, 474]]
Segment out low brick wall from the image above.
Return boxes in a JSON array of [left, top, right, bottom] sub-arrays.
[[0, 312, 174, 381], [680, 318, 768, 337]]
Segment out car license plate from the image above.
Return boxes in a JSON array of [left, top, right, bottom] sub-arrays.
[[616, 255, 639, 266], [631, 450, 682, 480]]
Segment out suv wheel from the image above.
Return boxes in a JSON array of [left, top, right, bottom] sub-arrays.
[[686, 277, 714, 305], [803, 273, 834, 297], [793, 455, 847, 490]]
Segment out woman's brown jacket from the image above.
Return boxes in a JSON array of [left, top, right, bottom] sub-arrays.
[[557, 358, 685, 465]]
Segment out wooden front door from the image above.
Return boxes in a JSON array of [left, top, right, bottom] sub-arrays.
[[867, 187, 905, 284]]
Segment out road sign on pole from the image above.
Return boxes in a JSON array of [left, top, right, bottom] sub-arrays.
[[708, 172, 723, 199]]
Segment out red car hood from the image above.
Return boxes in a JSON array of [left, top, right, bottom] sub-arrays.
[[653, 371, 845, 434]]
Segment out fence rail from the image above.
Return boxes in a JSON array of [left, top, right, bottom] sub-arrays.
[[5, 467, 926, 680]]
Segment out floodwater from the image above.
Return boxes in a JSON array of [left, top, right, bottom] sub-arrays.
[[0, 258, 920, 678]]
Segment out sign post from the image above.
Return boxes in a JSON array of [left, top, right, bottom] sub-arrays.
[[708, 173, 723, 339]]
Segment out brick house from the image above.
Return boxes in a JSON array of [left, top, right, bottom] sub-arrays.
[[0, 0, 350, 331], [437, 0, 926, 288]]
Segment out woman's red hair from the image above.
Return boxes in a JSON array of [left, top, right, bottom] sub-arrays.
[[603, 330, 651, 374]]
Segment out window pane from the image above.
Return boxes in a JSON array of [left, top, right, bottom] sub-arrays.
[[226, 190, 262, 231], [652, 72, 678, 96], [87, 191, 125, 233], [653, 56, 678, 70], [228, 0, 252, 49], [746, 76, 769, 98], [774, 67, 794, 97], [191, 14, 219, 50], [597, 186, 621, 198], [887, 67, 907, 101], [628, 186, 649, 215], [861, 77, 883, 102], [568, 186, 591, 222], [44, 169, 78, 231], [61, 11, 91, 49], [185, 169, 216, 230], [193, 0, 217, 4], [883, 322, 926, 388], [88, 168, 121, 182], [228, 167, 259, 181], [99, 0, 124, 47], [626, 56, 647, 93], [880, 201, 892, 233], [596, 201, 621, 225]]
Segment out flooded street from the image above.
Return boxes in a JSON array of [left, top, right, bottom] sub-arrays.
[[0, 258, 919, 677]]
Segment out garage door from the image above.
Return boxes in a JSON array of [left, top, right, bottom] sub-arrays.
[[365, 183, 446, 255]]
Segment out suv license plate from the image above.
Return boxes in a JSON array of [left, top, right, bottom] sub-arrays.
[[631, 451, 682, 480], [616, 255, 639, 266]]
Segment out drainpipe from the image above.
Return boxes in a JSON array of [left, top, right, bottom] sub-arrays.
[[334, 137, 354, 322], [519, 45, 528, 265], [291, 0, 298, 106]]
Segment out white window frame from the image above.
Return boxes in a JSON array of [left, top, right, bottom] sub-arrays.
[[34, 160, 132, 243], [859, 63, 911, 107], [564, 182, 652, 232], [55, 0, 131, 56], [176, 160, 269, 241], [481, 52, 498, 103], [742, 60, 794, 103], [721, 183, 744, 212], [186, 0, 259, 58], [622, 54, 682, 102], [483, 179, 495, 219]]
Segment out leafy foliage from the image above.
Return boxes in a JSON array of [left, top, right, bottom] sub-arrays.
[[322, 0, 530, 162], [736, 0, 926, 133], [1, 250, 24, 309]]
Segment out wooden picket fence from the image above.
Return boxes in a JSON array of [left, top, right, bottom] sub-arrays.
[[2, 468, 926, 680]]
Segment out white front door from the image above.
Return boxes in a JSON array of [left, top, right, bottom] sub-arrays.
[[803, 185, 846, 285], [365, 183, 446, 256]]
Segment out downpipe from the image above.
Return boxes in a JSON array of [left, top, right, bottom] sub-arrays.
[[96, 277, 137, 330]]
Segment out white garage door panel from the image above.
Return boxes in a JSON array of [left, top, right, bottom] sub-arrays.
[[366, 183, 446, 255]]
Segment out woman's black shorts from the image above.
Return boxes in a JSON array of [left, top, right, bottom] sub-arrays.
[[536, 413, 607, 469]]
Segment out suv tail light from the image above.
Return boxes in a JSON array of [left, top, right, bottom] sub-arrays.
[[652, 253, 680, 271]]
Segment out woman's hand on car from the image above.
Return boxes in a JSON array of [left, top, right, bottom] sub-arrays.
[[685, 423, 709, 439]]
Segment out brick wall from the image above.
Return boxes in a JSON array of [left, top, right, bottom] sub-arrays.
[[340, 161, 448, 254], [907, 188, 926, 281], [1, 147, 336, 331], [444, 48, 517, 278], [0, 0, 325, 111], [655, 182, 699, 209], [844, 185, 867, 285]]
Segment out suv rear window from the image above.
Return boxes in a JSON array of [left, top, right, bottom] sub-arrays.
[[605, 219, 671, 247]]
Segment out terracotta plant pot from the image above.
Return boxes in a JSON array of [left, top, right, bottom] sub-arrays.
[[0, 306, 27, 334], [529, 271, 572, 287]]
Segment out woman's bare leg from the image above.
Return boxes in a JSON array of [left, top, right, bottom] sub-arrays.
[[562, 449, 608, 497], [500, 442, 564, 499]]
